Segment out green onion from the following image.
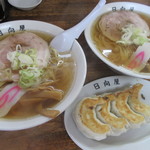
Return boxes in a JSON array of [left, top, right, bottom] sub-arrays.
[[117, 24, 150, 46]]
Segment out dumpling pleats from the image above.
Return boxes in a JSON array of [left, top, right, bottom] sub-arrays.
[[73, 97, 111, 141], [73, 83, 150, 141], [96, 94, 129, 136], [128, 84, 150, 122]]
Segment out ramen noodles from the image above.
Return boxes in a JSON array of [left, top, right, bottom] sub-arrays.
[[0, 31, 75, 119], [91, 11, 150, 73]]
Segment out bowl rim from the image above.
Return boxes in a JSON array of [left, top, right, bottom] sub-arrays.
[[84, 2, 150, 79], [8, 0, 42, 9], [0, 20, 87, 130]]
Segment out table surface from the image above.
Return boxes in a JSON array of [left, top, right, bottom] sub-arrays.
[[0, 0, 150, 150]]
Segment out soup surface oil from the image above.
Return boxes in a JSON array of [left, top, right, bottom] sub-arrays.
[[0, 31, 75, 119]]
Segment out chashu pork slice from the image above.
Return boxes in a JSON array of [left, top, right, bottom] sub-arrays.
[[99, 11, 150, 41]]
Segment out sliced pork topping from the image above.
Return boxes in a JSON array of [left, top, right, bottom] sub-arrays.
[[0, 32, 50, 70], [99, 11, 150, 42]]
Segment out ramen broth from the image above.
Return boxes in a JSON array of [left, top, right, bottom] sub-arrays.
[[91, 11, 150, 72], [0, 31, 75, 119]]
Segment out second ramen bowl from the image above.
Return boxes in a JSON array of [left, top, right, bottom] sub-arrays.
[[84, 2, 150, 79]]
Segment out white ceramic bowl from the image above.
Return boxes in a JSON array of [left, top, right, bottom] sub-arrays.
[[8, 0, 42, 10], [0, 20, 87, 131], [85, 2, 150, 79]]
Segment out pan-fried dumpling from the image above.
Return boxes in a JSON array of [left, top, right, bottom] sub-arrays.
[[128, 84, 150, 122], [73, 97, 112, 141], [73, 83, 149, 141], [111, 91, 145, 128], [96, 93, 129, 136]]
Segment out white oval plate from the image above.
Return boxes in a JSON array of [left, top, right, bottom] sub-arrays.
[[84, 2, 150, 79], [64, 76, 150, 150]]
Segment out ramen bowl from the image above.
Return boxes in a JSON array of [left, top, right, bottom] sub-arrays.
[[0, 20, 87, 131], [84, 2, 150, 79]]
